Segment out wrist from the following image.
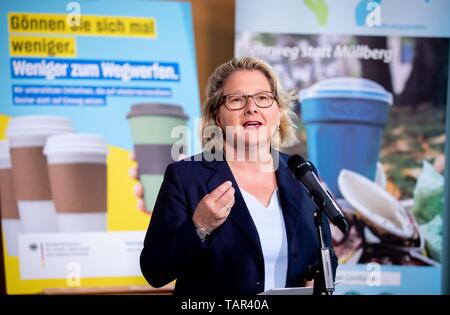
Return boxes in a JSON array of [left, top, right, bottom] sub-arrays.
[[192, 216, 211, 233], [194, 224, 212, 242]]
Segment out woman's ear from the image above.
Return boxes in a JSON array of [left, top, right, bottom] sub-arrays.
[[215, 115, 221, 127]]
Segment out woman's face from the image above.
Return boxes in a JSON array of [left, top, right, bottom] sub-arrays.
[[215, 70, 281, 149]]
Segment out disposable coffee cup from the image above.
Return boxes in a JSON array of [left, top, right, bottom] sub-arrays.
[[300, 77, 392, 197], [44, 133, 108, 232], [127, 104, 188, 212], [6, 115, 74, 233], [0, 140, 22, 256]]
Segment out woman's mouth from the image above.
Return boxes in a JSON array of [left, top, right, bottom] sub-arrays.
[[242, 121, 262, 129]]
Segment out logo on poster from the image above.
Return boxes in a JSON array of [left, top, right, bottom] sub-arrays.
[[304, 0, 329, 26], [356, 0, 381, 27]]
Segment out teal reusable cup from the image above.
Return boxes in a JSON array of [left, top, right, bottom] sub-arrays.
[[127, 104, 188, 212]]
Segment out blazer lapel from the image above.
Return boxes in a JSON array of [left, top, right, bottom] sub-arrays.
[[202, 154, 263, 254]]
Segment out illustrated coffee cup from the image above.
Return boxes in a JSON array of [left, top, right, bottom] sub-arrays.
[[44, 133, 108, 232], [0, 140, 22, 256], [6, 115, 74, 233], [127, 104, 188, 212]]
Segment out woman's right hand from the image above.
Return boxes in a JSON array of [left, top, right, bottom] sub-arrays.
[[129, 151, 148, 213], [192, 181, 235, 232]]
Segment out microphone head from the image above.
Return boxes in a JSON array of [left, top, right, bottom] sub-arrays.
[[288, 154, 313, 178], [288, 154, 306, 172]]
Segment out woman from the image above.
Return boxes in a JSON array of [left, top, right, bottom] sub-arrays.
[[139, 57, 337, 295]]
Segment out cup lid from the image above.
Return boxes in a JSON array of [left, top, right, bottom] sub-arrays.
[[0, 140, 12, 168], [7, 115, 74, 138], [0, 139, 10, 163], [44, 133, 108, 156], [127, 103, 188, 120], [0, 140, 9, 154], [299, 77, 393, 104]]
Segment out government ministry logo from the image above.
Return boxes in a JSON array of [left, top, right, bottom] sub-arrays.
[[304, 0, 429, 30], [304, 0, 381, 27]]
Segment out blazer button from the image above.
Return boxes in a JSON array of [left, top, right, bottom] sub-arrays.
[[292, 251, 298, 258]]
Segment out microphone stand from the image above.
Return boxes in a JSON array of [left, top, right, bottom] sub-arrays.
[[309, 190, 335, 296]]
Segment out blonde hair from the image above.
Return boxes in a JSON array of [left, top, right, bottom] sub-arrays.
[[201, 57, 299, 150]]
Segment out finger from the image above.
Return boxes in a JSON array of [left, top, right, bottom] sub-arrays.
[[129, 150, 135, 161], [215, 187, 235, 209], [208, 181, 233, 202], [216, 198, 235, 218], [220, 197, 235, 212], [134, 182, 144, 198], [129, 166, 139, 180], [137, 198, 149, 214]]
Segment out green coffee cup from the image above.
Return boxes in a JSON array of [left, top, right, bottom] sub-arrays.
[[127, 104, 188, 212]]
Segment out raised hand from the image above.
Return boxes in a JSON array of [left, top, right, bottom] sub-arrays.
[[192, 181, 235, 232]]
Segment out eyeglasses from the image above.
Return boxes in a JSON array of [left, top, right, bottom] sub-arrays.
[[221, 91, 276, 111]]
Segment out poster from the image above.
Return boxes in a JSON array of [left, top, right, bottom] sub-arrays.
[[0, 0, 201, 294], [236, 0, 449, 294]]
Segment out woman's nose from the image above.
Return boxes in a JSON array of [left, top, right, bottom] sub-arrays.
[[244, 96, 258, 114]]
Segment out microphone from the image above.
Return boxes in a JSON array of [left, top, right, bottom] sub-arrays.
[[288, 154, 349, 234]]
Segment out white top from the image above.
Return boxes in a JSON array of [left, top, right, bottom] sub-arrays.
[[240, 188, 288, 291]]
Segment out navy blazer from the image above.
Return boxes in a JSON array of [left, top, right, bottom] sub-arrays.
[[140, 151, 338, 295]]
